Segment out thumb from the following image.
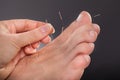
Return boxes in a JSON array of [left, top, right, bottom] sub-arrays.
[[15, 23, 54, 47]]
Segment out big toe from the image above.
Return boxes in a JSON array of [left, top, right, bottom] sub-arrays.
[[76, 11, 92, 25]]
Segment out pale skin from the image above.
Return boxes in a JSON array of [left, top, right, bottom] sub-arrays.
[[0, 11, 100, 80], [0, 19, 55, 79]]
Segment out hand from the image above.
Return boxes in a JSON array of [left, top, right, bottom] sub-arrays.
[[0, 19, 54, 79]]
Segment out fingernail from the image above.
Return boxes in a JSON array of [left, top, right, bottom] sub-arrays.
[[83, 55, 90, 63], [40, 24, 52, 33], [89, 43, 95, 48], [89, 31, 96, 37], [76, 12, 83, 21], [52, 28, 55, 34], [49, 23, 55, 34]]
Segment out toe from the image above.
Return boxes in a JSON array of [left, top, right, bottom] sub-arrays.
[[92, 24, 100, 34], [76, 11, 92, 25], [74, 43, 94, 55], [55, 11, 93, 45], [61, 55, 90, 80], [69, 24, 97, 46], [64, 43, 94, 64]]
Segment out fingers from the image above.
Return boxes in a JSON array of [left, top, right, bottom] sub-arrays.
[[14, 23, 54, 47], [1, 19, 55, 33], [24, 36, 52, 54], [3, 19, 55, 54], [32, 41, 40, 49], [1, 19, 45, 33], [41, 36, 52, 44], [24, 46, 37, 54]]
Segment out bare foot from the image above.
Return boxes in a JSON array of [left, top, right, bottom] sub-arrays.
[[7, 11, 100, 80]]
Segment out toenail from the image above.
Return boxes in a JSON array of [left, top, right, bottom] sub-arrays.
[[83, 55, 90, 63], [89, 43, 95, 48], [89, 31, 96, 37], [92, 24, 100, 31], [76, 12, 83, 22], [40, 24, 51, 33]]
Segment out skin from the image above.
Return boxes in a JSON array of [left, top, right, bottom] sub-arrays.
[[0, 20, 55, 79], [6, 11, 100, 80]]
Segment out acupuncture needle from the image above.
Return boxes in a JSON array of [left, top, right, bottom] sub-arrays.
[[58, 11, 64, 33], [94, 14, 101, 18]]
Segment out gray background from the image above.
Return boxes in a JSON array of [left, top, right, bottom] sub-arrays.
[[0, 0, 120, 80]]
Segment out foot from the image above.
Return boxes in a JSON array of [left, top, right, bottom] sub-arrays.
[[7, 11, 100, 80]]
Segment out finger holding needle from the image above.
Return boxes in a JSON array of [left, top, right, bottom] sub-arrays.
[[24, 36, 52, 54]]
